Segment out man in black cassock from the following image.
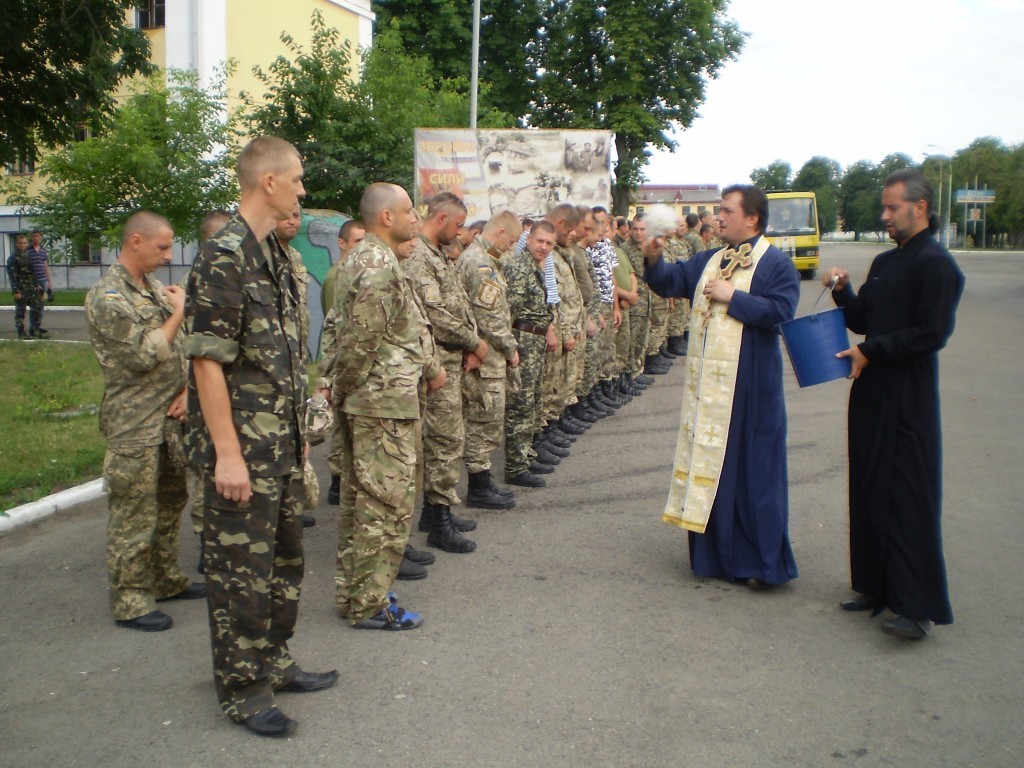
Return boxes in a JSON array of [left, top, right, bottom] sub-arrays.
[[825, 168, 964, 641]]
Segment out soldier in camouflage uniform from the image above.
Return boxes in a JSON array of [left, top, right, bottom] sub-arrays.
[[540, 203, 583, 438], [330, 182, 444, 629], [185, 137, 337, 738], [456, 210, 522, 509], [86, 211, 202, 633], [405, 192, 487, 553], [664, 214, 697, 356], [568, 207, 612, 423], [587, 208, 626, 405], [701, 209, 724, 249], [504, 221, 558, 487], [6, 234, 44, 339], [624, 215, 654, 380]]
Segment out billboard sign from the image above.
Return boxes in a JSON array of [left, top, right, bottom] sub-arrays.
[[414, 128, 614, 220]]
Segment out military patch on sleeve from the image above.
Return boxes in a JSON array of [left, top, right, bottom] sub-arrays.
[[422, 281, 442, 305], [476, 282, 500, 309]]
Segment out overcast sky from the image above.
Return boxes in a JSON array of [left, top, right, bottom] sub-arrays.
[[644, 0, 1024, 188]]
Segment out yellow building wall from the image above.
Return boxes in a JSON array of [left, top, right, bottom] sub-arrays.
[[226, 0, 362, 111]]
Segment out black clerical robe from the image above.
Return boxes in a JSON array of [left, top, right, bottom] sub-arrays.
[[833, 229, 964, 624]]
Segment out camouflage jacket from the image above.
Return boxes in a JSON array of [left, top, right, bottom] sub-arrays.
[[456, 237, 517, 379], [285, 243, 312, 357], [6, 250, 38, 296], [504, 250, 553, 331], [184, 214, 305, 477], [665, 236, 693, 263], [684, 231, 704, 257], [85, 263, 186, 449], [587, 238, 618, 304], [552, 245, 584, 341], [623, 240, 650, 303], [330, 233, 428, 419], [405, 235, 481, 356]]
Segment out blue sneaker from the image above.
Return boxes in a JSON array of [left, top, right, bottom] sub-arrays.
[[354, 600, 423, 631]]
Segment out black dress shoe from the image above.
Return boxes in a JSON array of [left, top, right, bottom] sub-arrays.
[[280, 668, 340, 693], [882, 616, 929, 640], [396, 557, 428, 580], [840, 594, 882, 612], [302, 514, 316, 528], [242, 707, 298, 737], [404, 544, 435, 565], [158, 582, 207, 601], [115, 610, 173, 632]]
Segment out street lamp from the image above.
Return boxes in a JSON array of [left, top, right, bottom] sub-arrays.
[[925, 145, 953, 248]]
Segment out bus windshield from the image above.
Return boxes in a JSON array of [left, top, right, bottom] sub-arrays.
[[766, 198, 817, 236]]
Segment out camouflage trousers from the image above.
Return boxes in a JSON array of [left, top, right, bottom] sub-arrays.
[[597, 302, 617, 381], [335, 413, 416, 624], [204, 471, 305, 722], [542, 338, 579, 424], [612, 305, 632, 373], [103, 442, 190, 621], [646, 293, 670, 355], [628, 296, 651, 374], [504, 332, 546, 477], [422, 352, 465, 506], [577, 313, 601, 398], [667, 297, 690, 337], [188, 466, 204, 534], [326, 415, 344, 478], [13, 292, 43, 334], [463, 374, 506, 474]]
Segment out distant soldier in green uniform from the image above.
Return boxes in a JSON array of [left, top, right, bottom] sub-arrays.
[[664, 213, 699, 356], [330, 182, 445, 628], [6, 233, 44, 339], [504, 221, 558, 487], [185, 136, 337, 738], [456, 210, 523, 509], [405, 192, 487, 553], [624, 215, 656, 379], [86, 211, 204, 633]]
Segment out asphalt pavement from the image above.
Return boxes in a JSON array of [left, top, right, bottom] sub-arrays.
[[1, 242, 1022, 768]]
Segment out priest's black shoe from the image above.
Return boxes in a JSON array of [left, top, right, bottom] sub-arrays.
[[280, 668, 340, 693], [506, 471, 546, 488], [242, 707, 297, 737], [158, 582, 207, 601], [882, 616, 929, 640], [115, 610, 173, 632], [840, 594, 882, 612]]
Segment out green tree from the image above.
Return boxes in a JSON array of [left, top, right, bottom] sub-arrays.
[[838, 160, 882, 240], [0, 0, 153, 167], [30, 69, 240, 259], [750, 160, 792, 191], [246, 13, 511, 215], [533, 0, 744, 213], [793, 156, 841, 235]]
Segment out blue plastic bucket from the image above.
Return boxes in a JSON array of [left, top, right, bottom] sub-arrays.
[[779, 307, 851, 387]]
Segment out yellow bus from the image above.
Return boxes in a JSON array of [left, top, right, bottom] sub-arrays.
[[765, 191, 819, 280]]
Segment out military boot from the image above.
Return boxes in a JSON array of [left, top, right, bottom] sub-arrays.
[[667, 335, 688, 356], [327, 474, 341, 505], [418, 501, 478, 533], [427, 505, 477, 553], [467, 470, 515, 510]]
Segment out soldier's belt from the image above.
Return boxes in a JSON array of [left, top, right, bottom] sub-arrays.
[[512, 320, 548, 336]]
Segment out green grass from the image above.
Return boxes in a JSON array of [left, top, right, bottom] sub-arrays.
[[0, 289, 88, 307], [0, 341, 106, 513]]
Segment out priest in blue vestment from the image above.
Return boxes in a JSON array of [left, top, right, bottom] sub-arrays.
[[644, 185, 800, 588]]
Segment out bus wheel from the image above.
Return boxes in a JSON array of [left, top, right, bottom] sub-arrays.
[[800, 269, 817, 281]]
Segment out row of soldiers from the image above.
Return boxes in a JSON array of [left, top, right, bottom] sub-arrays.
[[316, 190, 721, 598]]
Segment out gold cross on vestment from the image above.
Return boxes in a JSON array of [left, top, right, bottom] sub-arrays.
[[710, 366, 726, 382], [704, 425, 721, 442], [718, 243, 753, 280]]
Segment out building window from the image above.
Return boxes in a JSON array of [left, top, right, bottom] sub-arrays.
[[635, 206, 645, 214], [73, 233, 103, 263], [74, 127, 94, 143], [6, 154, 35, 175], [136, 1, 165, 29]]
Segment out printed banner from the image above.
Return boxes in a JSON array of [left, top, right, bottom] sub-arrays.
[[414, 128, 614, 220]]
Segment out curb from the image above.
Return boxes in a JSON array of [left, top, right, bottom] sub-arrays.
[[0, 479, 106, 537]]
